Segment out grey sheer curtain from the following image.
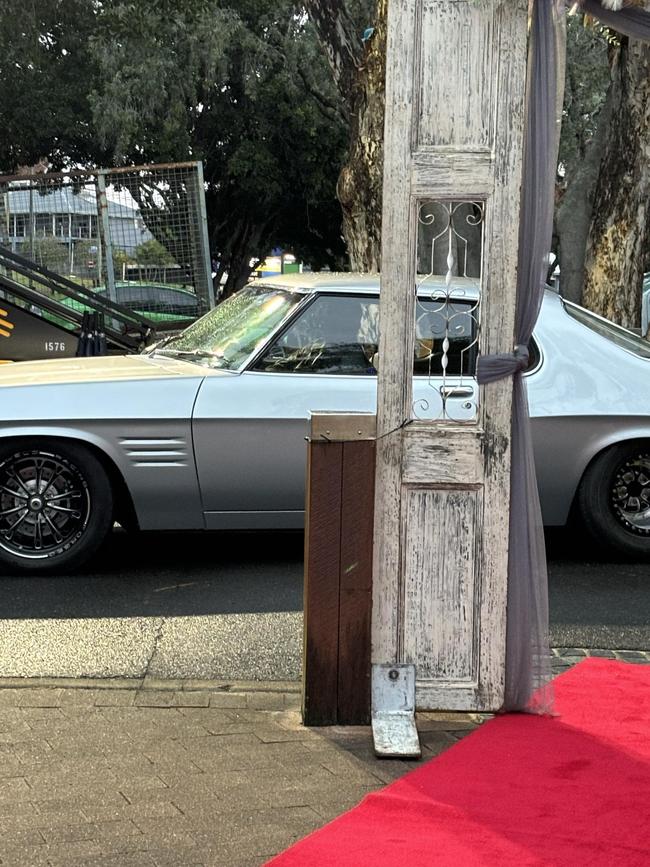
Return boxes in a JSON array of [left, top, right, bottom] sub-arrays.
[[477, 0, 559, 713], [478, 0, 650, 713]]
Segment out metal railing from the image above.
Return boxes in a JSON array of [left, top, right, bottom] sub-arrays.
[[0, 162, 214, 326], [0, 246, 152, 352]]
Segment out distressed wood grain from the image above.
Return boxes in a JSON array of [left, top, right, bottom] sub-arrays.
[[302, 441, 343, 726], [402, 487, 480, 681], [338, 441, 375, 724], [374, 0, 528, 713]]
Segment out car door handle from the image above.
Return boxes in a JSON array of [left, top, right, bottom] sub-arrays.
[[441, 386, 474, 398]]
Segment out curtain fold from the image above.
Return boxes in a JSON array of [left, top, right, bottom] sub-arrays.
[[477, 0, 561, 712], [477, 0, 650, 712]]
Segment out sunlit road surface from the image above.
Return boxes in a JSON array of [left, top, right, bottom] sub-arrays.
[[0, 528, 646, 680]]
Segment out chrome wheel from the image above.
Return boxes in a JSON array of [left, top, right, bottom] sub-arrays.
[[610, 453, 650, 536], [0, 450, 91, 560]]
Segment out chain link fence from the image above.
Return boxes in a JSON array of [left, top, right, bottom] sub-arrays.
[[0, 162, 214, 327]]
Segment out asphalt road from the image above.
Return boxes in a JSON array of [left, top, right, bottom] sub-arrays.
[[0, 527, 647, 681]]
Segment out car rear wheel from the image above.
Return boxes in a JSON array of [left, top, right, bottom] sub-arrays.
[[0, 441, 113, 574], [578, 443, 650, 559]]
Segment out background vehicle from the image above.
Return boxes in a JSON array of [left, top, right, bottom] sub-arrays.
[[1, 273, 650, 574], [55, 281, 200, 327]]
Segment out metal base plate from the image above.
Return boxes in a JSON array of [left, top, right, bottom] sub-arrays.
[[371, 663, 421, 759]]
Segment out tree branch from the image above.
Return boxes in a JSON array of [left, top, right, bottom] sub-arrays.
[[302, 0, 363, 109], [296, 64, 347, 124]]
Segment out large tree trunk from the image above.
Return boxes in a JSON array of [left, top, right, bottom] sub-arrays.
[[304, 0, 387, 270], [583, 37, 650, 328], [555, 76, 615, 303], [214, 217, 272, 299], [337, 1, 387, 270]]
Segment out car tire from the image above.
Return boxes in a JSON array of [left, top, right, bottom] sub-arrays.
[[577, 442, 650, 560], [0, 440, 113, 575]]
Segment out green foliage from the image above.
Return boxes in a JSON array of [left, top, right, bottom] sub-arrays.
[[21, 236, 69, 272], [112, 247, 133, 277], [134, 239, 176, 266], [559, 15, 611, 183], [0, 0, 348, 288], [0, 1, 106, 171], [88, 1, 349, 285]]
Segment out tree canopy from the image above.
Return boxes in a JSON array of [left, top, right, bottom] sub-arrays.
[[0, 1, 349, 293]]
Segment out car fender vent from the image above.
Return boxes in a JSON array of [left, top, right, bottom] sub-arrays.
[[119, 437, 188, 467]]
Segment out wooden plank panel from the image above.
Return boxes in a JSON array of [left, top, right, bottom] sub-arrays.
[[411, 149, 494, 198], [402, 428, 482, 485], [416, 1, 496, 148], [473, 0, 528, 710], [373, 0, 420, 663], [302, 441, 342, 726], [338, 441, 375, 724], [402, 487, 480, 681]]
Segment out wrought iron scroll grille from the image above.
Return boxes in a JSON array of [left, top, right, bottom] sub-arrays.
[[413, 199, 484, 422]]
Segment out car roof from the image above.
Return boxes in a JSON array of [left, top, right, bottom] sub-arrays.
[[254, 272, 481, 299]]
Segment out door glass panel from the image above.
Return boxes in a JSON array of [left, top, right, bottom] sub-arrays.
[[414, 199, 484, 421], [254, 295, 379, 375]]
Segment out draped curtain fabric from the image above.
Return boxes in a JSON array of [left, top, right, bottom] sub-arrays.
[[478, 0, 650, 712]]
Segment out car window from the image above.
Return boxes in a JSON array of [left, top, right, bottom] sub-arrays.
[[253, 294, 479, 376], [413, 298, 478, 377], [563, 299, 650, 359], [117, 286, 150, 305], [159, 289, 198, 308], [254, 295, 378, 375], [152, 283, 303, 370]]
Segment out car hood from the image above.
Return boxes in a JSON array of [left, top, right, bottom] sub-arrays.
[[0, 353, 209, 388]]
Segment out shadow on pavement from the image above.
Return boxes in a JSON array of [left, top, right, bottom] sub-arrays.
[[0, 528, 304, 620]]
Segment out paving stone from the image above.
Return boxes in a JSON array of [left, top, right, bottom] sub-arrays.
[[135, 691, 177, 708], [148, 851, 206, 867], [246, 692, 286, 711], [253, 726, 319, 744], [556, 656, 586, 668], [18, 840, 105, 864], [72, 855, 157, 867], [2, 808, 88, 833], [615, 650, 649, 660], [58, 688, 101, 706], [94, 690, 136, 707], [0, 799, 39, 821], [80, 799, 180, 822], [31, 792, 130, 814], [208, 692, 248, 709], [172, 692, 211, 708], [0, 689, 23, 707], [16, 689, 63, 708], [586, 649, 616, 658], [191, 720, 262, 737], [176, 708, 235, 723], [37, 820, 99, 844]]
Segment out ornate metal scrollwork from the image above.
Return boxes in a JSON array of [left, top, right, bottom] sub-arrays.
[[413, 200, 484, 422]]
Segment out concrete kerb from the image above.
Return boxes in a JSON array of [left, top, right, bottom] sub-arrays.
[[0, 649, 645, 710], [0, 676, 302, 711]]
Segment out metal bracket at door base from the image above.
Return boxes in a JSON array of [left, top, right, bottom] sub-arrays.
[[371, 664, 421, 759]]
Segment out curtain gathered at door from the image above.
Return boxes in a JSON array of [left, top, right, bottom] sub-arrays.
[[478, 0, 650, 712]]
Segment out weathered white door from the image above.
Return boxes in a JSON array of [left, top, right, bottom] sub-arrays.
[[374, 0, 529, 711]]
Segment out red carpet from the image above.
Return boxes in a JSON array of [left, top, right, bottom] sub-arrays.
[[268, 659, 650, 866]]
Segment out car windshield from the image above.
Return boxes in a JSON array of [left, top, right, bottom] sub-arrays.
[[150, 283, 303, 369], [563, 300, 650, 360]]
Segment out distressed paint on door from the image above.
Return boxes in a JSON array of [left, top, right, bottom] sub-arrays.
[[374, 0, 529, 711]]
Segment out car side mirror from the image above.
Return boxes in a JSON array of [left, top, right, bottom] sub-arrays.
[[371, 352, 380, 371]]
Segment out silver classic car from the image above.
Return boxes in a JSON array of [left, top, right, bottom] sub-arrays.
[[1, 273, 650, 574]]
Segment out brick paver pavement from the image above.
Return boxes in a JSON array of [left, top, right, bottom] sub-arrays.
[[0, 649, 645, 866]]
